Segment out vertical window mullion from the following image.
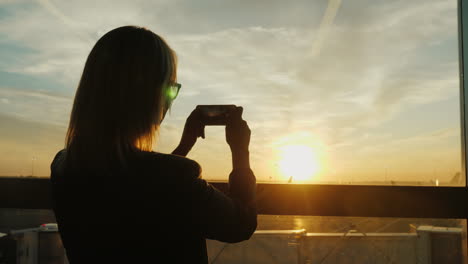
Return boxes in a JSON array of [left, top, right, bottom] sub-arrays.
[[459, 0, 468, 186]]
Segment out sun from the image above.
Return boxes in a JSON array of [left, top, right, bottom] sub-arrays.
[[278, 145, 319, 182]]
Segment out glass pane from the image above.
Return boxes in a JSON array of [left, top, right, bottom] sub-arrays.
[[0, 0, 462, 186], [1, 209, 66, 263], [207, 215, 467, 263], [2, 209, 466, 263]]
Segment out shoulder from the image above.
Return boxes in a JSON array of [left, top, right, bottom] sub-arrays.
[[50, 149, 67, 181], [138, 151, 202, 178], [52, 149, 67, 162], [50, 149, 67, 170]]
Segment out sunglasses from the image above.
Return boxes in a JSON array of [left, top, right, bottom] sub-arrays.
[[166, 82, 181, 101]]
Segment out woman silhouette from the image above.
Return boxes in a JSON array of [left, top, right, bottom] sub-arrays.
[[50, 25, 257, 263]]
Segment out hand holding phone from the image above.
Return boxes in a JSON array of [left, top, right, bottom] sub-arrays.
[[225, 106, 251, 169], [173, 104, 251, 166], [196, 105, 237, 126], [225, 106, 250, 150], [172, 107, 206, 156]]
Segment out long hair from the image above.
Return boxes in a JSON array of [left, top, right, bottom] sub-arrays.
[[65, 25, 177, 170]]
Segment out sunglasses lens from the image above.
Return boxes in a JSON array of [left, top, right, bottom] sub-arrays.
[[167, 85, 179, 100]]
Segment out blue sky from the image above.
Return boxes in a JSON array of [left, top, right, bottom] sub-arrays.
[[0, 0, 462, 185]]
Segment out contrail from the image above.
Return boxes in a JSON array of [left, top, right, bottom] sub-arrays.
[[311, 0, 342, 57], [35, 0, 94, 44]]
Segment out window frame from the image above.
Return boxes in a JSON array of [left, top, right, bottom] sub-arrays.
[[1, 1, 467, 220]]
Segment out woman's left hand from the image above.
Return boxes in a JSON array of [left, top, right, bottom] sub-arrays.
[[172, 108, 205, 156]]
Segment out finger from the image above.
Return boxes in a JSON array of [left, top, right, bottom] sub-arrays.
[[187, 108, 196, 121], [230, 106, 243, 124], [189, 108, 202, 124], [234, 106, 243, 120], [238, 106, 243, 118], [241, 120, 247, 125], [189, 106, 200, 117], [242, 120, 250, 133], [197, 122, 202, 138], [226, 112, 234, 127], [194, 107, 202, 118], [201, 124, 205, 139]]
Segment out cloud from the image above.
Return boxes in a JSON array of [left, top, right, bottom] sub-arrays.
[[0, 87, 72, 127], [0, 0, 461, 181]]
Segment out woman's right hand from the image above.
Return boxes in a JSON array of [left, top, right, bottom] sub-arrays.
[[226, 107, 251, 169], [172, 108, 205, 156]]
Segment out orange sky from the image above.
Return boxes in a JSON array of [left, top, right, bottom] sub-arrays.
[[0, 0, 463, 186]]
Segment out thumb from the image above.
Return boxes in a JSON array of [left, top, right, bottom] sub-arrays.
[[238, 106, 243, 118], [231, 106, 243, 122], [200, 124, 205, 139]]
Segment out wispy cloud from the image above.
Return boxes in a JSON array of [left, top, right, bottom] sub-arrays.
[[0, 87, 72, 127], [0, 0, 461, 181]]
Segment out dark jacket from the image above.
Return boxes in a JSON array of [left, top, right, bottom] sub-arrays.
[[50, 149, 257, 263]]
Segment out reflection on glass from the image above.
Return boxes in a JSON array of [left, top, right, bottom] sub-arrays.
[[207, 215, 467, 263], [2, 209, 466, 263], [0, 0, 462, 186]]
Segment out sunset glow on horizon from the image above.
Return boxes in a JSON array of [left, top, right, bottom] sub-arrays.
[[0, 0, 462, 186], [278, 144, 320, 183]]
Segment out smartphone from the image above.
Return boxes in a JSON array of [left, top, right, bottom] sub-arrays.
[[196, 105, 236, 126]]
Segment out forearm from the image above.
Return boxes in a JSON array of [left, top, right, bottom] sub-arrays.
[[188, 151, 256, 242], [201, 182, 257, 242], [215, 168, 257, 242], [171, 143, 191, 157], [231, 149, 250, 169], [229, 149, 256, 205]]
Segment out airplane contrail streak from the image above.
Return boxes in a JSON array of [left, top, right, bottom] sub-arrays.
[[35, 0, 94, 44], [311, 0, 342, 57]]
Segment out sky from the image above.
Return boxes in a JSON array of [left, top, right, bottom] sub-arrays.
[[0, 0, 463, 185]]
